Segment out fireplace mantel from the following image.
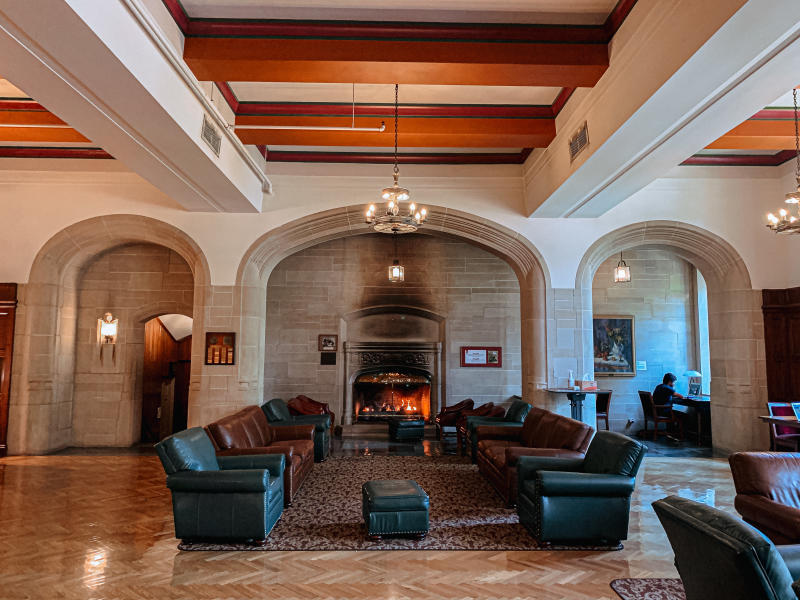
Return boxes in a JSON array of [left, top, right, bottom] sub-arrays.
[[343, 341, 443, 425]]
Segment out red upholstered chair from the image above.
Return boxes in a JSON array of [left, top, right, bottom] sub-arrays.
[[767, 402, 800, 452], [288, 395, 335, 428], [434, 398, 474, 439]]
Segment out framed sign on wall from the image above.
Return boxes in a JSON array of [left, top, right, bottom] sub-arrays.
[[593, 316, 635, 377], [205, 332, 235, 365], [460, 346, 502, 368]]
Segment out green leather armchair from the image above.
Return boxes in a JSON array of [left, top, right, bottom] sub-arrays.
[[465, 398, 531, 462], [262, 398, 331, 462], [516, 430, 646, 544], [653, 495, 800, 600], [155, 427, 285, 544]]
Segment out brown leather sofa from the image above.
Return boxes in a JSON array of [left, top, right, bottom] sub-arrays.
[[729, 451, 800, 544], [476, 406, 595, 505], [288, 394, 336, 427], [205, 405, 315, 507], [456, 403, 503, 454]]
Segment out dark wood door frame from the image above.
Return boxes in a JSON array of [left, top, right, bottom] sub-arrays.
[[0, 283, 17, 457]]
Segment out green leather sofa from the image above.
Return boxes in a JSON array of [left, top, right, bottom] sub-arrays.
[[263, 398, 331, 462], [653, 495, 800, 600], [464, 398, 531, 462], [516, 430, 646, 544], [155, 427, 285, 544]]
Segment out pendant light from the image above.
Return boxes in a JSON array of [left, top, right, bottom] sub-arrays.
[[614, 252, 631, 283], [767, 89, 800, 233], [388, 233, 404, 283]]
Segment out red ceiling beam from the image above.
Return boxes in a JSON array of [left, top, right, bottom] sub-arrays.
[[262, 148, 531, 164], [682, 150, 794, 167], [236, 102, 554, 118], [0, 146, 112, 159]]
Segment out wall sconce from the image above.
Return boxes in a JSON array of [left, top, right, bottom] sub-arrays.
[[98, 312, 118, 363]]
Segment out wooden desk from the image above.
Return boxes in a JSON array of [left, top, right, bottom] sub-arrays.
[[759, 415, 800, 430], [673, 396, 711, 446], [545, 388, 612, 422]]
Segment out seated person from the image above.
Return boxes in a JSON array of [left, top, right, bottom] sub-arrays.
[[652, 373, 684, 408]]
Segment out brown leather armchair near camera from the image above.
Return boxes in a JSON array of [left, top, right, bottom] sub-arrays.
[[729, 452, 800, 545], [205, 405, 315, 507], [476, 406, 595, 505], [434, 398, 474, 439]]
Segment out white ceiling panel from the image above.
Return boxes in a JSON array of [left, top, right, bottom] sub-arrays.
[[229, 82, 563, 105], [181, 0, 617, 24]]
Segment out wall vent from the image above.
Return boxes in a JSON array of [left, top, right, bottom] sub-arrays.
[[201, 114, 222, 156], [568, 121, 589, 162]]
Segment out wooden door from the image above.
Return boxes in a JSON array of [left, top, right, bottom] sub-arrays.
[[763, 288, 800, 402], [0, 283, 16, 457]]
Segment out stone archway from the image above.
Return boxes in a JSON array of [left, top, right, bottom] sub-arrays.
[[575, 220, 763, 453], [9, 215, 210, 454], [194, 205, 551, 429]]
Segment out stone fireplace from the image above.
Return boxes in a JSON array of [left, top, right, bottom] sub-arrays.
[[344, 342, 442, 425]]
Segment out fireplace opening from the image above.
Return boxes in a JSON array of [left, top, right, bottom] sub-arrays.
[[353, 370, 431, 422]]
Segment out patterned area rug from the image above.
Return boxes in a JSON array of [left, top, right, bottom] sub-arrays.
[[610, 578, 686, 600], [179, 455, 624, 551]]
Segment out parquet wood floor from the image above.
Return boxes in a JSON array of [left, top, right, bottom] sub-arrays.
[[0, 452, 734, 600]]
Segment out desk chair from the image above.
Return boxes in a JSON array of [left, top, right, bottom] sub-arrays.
[[766, 402, 800, 452], [638, 390, 682, 441], [596, 392, 612, 431]]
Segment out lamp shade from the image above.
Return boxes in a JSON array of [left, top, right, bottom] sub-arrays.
[[683, 370, 702, 377]]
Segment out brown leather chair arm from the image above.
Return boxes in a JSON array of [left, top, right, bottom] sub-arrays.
[[272, 424, 315, 442], [505, 446, 585, 466], [476, 425, 522, 441], [735, 494, 800, 538], [217, 446, 293, 459]]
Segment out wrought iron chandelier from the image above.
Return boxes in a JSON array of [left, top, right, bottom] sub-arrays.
[[365, 84, 428, 234], [767, 89, 800, 233]]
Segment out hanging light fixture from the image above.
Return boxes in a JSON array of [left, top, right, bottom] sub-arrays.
[[614, 252, 631, 283], [388, 233, 404, 283], [366, 84, 428, 234], [767, 89, 800, 233]]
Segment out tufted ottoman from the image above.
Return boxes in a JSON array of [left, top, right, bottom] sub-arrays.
[[362, 479, 430, 540], [388, 419, 425, 442]]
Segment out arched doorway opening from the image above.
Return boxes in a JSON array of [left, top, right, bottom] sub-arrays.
[[576, 221, 762, 453]]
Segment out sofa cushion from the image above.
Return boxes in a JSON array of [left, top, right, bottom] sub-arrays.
[[729, 452, 800, 509], [156, 427, 219, 474], [263, 399, 293, 422]]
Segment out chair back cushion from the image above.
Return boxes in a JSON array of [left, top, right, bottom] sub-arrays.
[[504, 398, 531, 423], [653, 495, 796, 600], [263, 398, 293, 422], [520, 406, 594, 452], [206, 405, 274, 450], [155, 427, 219, 474], [638, 391, 654, 418], [583, 431, 647, 476], [289, 395, 332, 415], [768, 403, 797, 437], [729, 452, 800, 510]]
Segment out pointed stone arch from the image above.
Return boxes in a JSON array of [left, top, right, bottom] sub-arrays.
[[575, 220, 763, 453], [9, 215, 210, 454]]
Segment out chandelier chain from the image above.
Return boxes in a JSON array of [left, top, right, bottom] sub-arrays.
[[393, 83, 399, 176], [794, 89, 799, 179]]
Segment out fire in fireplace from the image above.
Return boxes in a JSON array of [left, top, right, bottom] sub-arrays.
[[353, 370, 431, 422]]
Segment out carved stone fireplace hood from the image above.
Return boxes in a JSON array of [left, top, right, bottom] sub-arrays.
[[343, 341, 443, 425]]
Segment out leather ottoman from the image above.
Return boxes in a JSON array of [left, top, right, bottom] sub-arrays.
[[388, 419, 425, 441], [362, 479, 430, 540]]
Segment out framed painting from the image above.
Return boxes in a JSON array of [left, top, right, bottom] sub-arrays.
[[593, 316, 635, 377], [318, 334, 338, 352]]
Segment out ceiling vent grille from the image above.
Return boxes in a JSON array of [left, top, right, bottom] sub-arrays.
[[568, 121, 589, 162], [201, 114, 222, 156]]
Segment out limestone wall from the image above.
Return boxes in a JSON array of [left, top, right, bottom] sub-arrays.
[[264, 234, 522, 420]]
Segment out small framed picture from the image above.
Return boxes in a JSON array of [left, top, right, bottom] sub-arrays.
[[318, 334, 338, 352]]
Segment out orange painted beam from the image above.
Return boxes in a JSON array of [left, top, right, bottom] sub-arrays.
[[0, 109, 88, 142], [706, 120, 796, 150], [184, 38, 608, 87], [234, 115, 555, 147]]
